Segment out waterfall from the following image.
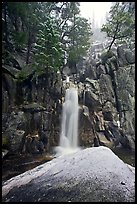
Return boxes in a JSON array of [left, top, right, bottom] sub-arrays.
[[83, 89, 86, 105], [66, 76, 70, 83], [55, 87, 80, 156]]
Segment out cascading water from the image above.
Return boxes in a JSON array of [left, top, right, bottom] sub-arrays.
[[55, 87, 80, 156], [83, 89, 86, 105]]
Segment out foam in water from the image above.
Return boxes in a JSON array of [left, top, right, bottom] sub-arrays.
[[55, 88, 80, 156]]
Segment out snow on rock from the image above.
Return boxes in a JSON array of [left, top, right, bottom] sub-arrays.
[[2, 146, 135, 202]]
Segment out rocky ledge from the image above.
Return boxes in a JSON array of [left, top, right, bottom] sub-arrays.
[[2, 146, 135, 202]]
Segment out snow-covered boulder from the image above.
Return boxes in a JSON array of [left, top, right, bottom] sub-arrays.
[[2, 146, 135, 202]]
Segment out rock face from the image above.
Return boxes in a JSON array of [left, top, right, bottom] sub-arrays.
[[2, 42, 135, 155], [2, 146, 135, 202], [2, 69, 63, 154], [77, 44, 135, 151], [2, 103, 59, 155]]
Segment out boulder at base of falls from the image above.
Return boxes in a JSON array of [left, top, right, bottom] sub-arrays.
[[2, 146, 135, 202]]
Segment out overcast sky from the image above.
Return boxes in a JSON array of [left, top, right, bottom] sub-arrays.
[[80, 2, 112, 27]]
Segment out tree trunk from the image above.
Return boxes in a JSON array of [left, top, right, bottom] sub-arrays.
[[108, 37, 115, 52], [3, 2, 8, 43], [26, 31, 32, 64]]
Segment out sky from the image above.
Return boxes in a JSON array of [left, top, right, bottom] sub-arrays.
[[80, 2, 112, 27]]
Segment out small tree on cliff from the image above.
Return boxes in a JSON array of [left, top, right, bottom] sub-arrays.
[[67, 16, 92, 73], [64, 2, 92, 72], [101, 2, 135, 51], [52, 2, 92, 73]]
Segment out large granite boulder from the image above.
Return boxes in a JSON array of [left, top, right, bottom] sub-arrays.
[[2, 146, 135, 202]]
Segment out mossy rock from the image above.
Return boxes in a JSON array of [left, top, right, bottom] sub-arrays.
[[2, 135, 9, 149], [21, 102, 46, 113], [15, 65, 34, 82], [2, 136, 9, 146]]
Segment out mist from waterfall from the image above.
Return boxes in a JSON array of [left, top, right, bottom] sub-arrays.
[[55, 87, 80, 156]]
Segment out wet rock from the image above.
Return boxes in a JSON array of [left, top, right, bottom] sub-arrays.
[[2, 150, 9, 159], [82, 105, 90, 117], [2, 73, 16, 111], [100, 50, 114, 64], [94, 111, 105, 131], [2, 42, 135, 154], [5, 129, 25, 153], [96, 64, 106, 77], [125, 49, 135, 64], [120, 111, 135, 150], [99, 74, 115, 104], [2, 90, 9, 113], [2, 65, 19, 78], [114, 65, 135, 150], [117, 46, 129, 66], [2, 107, 51, 153], [13, 53, 26, 68], [104, 121, 127, 148], [37, 141, 45, 154], [96, 132, 114, 148], [23, 132, 46, 155], [30, 137, 40, 154], [21, 103, 46, 113], [85, 78, 99, 94], [115, 66, 135, 109], [79, 106, 95, 147], [2, 111, 28, 153], [102, 101, 118, 122], [93, 136, 100, 147], [107, 55, 119, 71], [5, 111, 27, 130], [83, 64, 97, 79], [38, 129, 48, 149], [85, 90, 101, 111], [103, 111, 113, 121]]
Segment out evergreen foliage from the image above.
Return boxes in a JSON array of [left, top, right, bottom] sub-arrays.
[[101, 2, 135, 51], [2, 2, 92, 80]]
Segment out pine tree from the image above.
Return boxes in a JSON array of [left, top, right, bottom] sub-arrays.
[[101, 2, 135, 51]]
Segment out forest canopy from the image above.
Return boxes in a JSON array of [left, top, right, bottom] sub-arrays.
[[2, 2, 135, 80], [2, 2, 92, 79]]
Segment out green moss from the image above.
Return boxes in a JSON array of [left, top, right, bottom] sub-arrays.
[[15, 64, 34, 82], [2, 136, 9, 146]]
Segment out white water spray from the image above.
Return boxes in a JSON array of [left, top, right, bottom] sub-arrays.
[[55, 87, 80, 156]]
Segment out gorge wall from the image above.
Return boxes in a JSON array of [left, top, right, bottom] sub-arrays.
[[77, 43, 135, 151], [2, 43, 135, 157]]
